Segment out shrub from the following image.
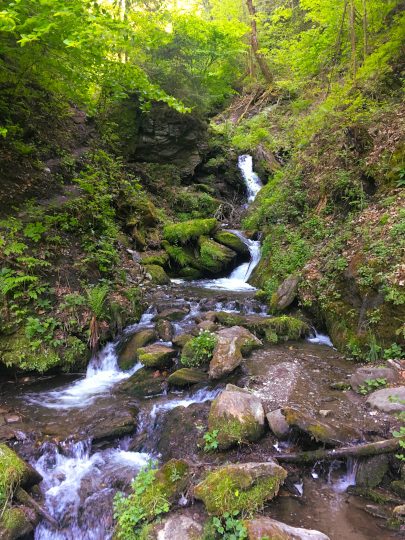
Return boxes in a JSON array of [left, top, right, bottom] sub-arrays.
[[181, 331, 217, 368]]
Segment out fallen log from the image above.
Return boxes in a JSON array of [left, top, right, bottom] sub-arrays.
[[275, 437, 403, 463], [15, 487, 59, 529]]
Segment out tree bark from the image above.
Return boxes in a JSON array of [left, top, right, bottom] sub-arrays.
[[245, 0, 273, 84], [275, 437, 403, 464]]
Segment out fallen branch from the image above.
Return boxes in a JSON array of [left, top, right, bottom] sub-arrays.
[[15, 488, 59, 529], [275, 437, 403, 463]]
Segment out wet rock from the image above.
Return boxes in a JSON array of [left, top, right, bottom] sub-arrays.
[[350, 367, 398, 392], [172, 333, 193, 348], [156, 319, 174, 341], [208, 326, 262, 379], [208, 385, 265, 449], [0, 444, 42, 489], [167, 368, 208, 387], [118, 329, 156, 370], [366, 386, 405, 413], [197, 237, 237, 274], [194, 461, 287, 515], [391, 480, 405, 498], [155, 307, 190, 321], [195, 320, 218, 333], [270, 274, 300, 312], [117, 367, 166, 399], [244, 517, 330, 540], [151, 512, 204, 540], [266, 409, 290, 439], [282, 407, 357, 445], [214, 230, 250, 257], [329, 381, 351, 391], [144, 264, 170, 285], [356, 455, 389, 488], [0, 507, 34, 540], [137, 344, 176, 368]]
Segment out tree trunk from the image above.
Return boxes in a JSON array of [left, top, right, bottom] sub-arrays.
[[275, 437, 403, 464], [245, 0, 273, 84]]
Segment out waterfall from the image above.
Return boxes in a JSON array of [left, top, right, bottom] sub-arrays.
[[238, 154, 263, 203]]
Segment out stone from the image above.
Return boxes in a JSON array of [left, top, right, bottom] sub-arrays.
[[117, 367, 166, 399], [208, 326, 262, 379], [270, 274, 301, 311], [144, 264, 170, 285], [197, 236, 237, 274], [208, 385, 265, 449], [5, 415, 21, 424], [118, 329, 156, 370], [266, 409, 290, 439], [244, 517, 330, 540], [194, 461, 287, 515], [137, 344, 176, 368], [155, 307, 190, 322], [195, 320, 218, 333], [214, 230, 250, 257], [155, 514, 203, 540], [0, 508, 34, 540], [391, 480, 405, 498], [156, 319, 173, 341], [167, 368, 208, 387], [366, 386, 405, 413], [355, 455, 389, 488], [0, 444, 42, 490], [282, 407, 358, 445], [350, 367, 398, 392], [319, 410, 333, 418], [172, 334, 193, 348], [393, 504, 405, 516]]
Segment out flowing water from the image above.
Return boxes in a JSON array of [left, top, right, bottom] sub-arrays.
[[1, 155, 396, 540]]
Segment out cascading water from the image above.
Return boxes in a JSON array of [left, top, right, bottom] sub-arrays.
[[238, 154, 263, 203]]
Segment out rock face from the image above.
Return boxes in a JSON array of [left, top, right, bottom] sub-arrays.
[[270, 274, 300, 312], [131, 102, 208, 178], [194, 461, 287, 515], [118, 329, 156, 370], [209, 326, 262, 379], [117, 367, 166, 398], [208, 385, 265, 449], [366, 386, 405, 413], [245, 517, 330, 540], [137, 344, 176, 368], [350, 366, 398, 392], [266, 409, 290, 439], [355, 455, 389, 488], [167, 368, 208, 387], [155, 513, 203, 540]]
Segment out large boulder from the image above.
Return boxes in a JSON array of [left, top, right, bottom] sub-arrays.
[[155, 307, 190, 322], [118, 329, 156, 370], [0, 444, 42, 491], [355, 455, 389, 488], [0, 508, 34, 540], [144, 264, 170, 285], [117, 367, 166, 399], [244, 517, 330, 540], [266, 409, 290, 440], [167, 368, 208, 387], [194, 461, 287, 515], [214, 230, 250, 257], [366, 386, 405, 413], [350, 367, 399, 392], [156, 319, 174, 342], [137, 344, 176, 368], [208, 385, 265, 449], [198, 237, 237, 274], [270, 275, 300, 312], [152, 513, 203, 540], [209, 326, 262, 379]]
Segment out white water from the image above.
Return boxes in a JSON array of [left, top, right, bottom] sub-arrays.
[[307, 331, 334, 348], [26, 310, 155, 410], [34, 440, 150, 540], [238, 154, 263, 203]]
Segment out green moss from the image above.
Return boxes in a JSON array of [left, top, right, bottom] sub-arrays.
[[209, 414, 263, 449], [143, 264, 170, 285], [178, 267, 203, 279], [162, 242, 197, 268], [198, 236, 236, 273], [0, 445, 29, 507], [163, 218, 218, 244], [140, 252, 169, 266], [0, 330, 61, 373], [194, 467, 283, 516], [214, 231, 249, 256], [0, 507, 32, 540]]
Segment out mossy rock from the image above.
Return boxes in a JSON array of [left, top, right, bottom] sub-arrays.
[[198, 237, 237, 274], [137, 344, 176, 368], [0, 330, 61, 374], [391, 480, 405, 498], [172, 333, 194, 349], [0, 444, 42, 508], [154, 307, 190, 321], [167, 368, 208, 387], [214, 312, 308, 343], [155, 459, 190, 501], [214, 231, 250, 257], [178, 267, 204, 280], [140, 251, 169, 267], [194, 461, 287, 515], [118, 329, 156, 370], [355, 455, 389, 488], [125, 198, 158, 227], [0, 508, 33, 540], [162, 242, 198, 270], [163, 218, 218, 245], [144, 264, 170, 285], [117, 367, 166, 399]]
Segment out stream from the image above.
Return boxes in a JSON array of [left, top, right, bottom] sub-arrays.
[[1, 156, 398, 540]]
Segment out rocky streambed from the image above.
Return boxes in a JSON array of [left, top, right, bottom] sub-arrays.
[[0, 157, 404, 540]]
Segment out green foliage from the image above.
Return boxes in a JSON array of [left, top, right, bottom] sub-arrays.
[[85, 284, 109, 320], [25, 316, 61, 350], [164, 218, 218, 245], [181, 331, 217, 368], [203, 429, 219, 452], [383, 343, 404, 360], [358, 378, 387, 395], [211, 512, 248, 540], [0, 445, 27, 512], [113, 461, 170, 540]]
